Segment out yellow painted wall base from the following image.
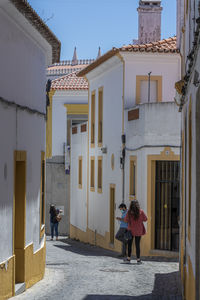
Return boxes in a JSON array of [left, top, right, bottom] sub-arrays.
[[0, 256, 15, 300], [70, 224, 178, 258], [184, 256, 195, 300], [70, 224, 121, 253], [0, 240, 46, 300], [25, 239, 46, 289]]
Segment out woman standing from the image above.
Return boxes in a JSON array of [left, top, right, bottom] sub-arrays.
[[124, 200, 147, 263], [49, 204, 59, 241]]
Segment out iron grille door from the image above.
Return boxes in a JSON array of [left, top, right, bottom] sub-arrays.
[[155, 161, 180, 251]]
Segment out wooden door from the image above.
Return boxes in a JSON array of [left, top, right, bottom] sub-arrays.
[[14, 155, 26, 283], [110, 186, 115, 244]]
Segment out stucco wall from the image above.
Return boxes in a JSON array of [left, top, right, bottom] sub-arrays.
[[88, 60, 124, 237], [0, 3, 47, 262], [121, 53, 181, 109], [0, 104, 16, 262], [52, 91, 88, 157], [0, 7, 46, 112], [70, 123, 88, 232], [0, 104, 46, 262], [125, 102, 181, 148]]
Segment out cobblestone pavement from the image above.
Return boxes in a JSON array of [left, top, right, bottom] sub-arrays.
[[13, 237, 182, 300]]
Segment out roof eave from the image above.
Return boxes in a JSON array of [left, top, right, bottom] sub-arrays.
[[9, 0, 61, 63], [77, 48, 119, 77]]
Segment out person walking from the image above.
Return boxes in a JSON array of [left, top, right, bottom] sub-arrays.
[[49, 204, 59, 241], [115, 203, 128, 257], [124, 200, 147, 263]]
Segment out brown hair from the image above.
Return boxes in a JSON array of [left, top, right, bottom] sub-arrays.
[[128, 200, 140, 220]]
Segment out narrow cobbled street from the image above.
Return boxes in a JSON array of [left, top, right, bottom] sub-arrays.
[[13, 237, 182, 300]]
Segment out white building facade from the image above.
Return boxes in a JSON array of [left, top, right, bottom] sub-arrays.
[[0, 1, 60, 298], [176, 0, 200, 299], [70, 37, 182, 256], [46, 72, 88, 235]]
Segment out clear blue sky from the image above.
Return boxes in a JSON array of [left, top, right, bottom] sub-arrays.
[[28, 0, 176, 61]]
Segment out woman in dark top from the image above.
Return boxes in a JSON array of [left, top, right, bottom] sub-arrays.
[[49, 204, 59, 240]]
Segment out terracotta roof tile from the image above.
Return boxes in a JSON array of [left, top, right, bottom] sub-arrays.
[[78, 37, 179, 77], [119, 37, 178, 53], [51, 72, 88, 91]]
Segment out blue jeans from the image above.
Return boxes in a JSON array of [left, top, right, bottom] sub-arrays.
[[50, 222, 58, 238]]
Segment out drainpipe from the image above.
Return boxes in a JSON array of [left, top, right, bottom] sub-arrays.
[[116, 53, 126, 204], [121, 135, 126, 203]]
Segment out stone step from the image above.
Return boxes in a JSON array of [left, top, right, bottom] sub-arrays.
[[15, 282, 26, 296]]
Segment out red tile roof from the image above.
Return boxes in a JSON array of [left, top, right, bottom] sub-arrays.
[[119, 37, 178, 53], [78, 37, 179, 77], [51, 72, 88, 91]]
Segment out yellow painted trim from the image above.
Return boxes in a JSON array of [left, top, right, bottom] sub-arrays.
[[13, 150, 27, 283], [185, 255, 195, 300], [147, 147, 180, 252], [24, 240, 46, 289], [0, 255, 15, 299], [97, 156, 103, 193], [129, 155, 137, 199], [78, 156, 83, 189], [180, 129, 185, 282], [70, 223, 121, 253], [46, 90, 55, 158], [40, 152, 45, 239], [90, 156, 95, 191], [40, 225, 45, 240], [110, 183, 116, 189], [111, 153, 115, 171], [188, 96, 192, 242], [136, 75, 162, 104], [91, 90, 96, 147], [98, 87, 103, 146], [64, 104, 88, 115]]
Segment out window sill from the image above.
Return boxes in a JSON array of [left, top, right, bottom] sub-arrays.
[[97, 188, 102, 194], [129, 195, 136, 201]]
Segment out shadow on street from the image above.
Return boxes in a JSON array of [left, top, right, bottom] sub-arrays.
[[53, 238, 178, 262]]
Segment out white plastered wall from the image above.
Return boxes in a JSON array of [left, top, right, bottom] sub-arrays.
[[124, 102, 181, 217], [0, 4, 50, 262], [52, 91, 88, 157], [87, 58, 124, 237], [0, 6, 47, 112], [70, 124, 88, 231], [121, 52, 181, 109]]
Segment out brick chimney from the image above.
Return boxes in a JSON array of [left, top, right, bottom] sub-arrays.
[[138, 0, 163, 44]]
